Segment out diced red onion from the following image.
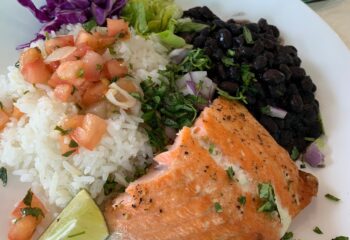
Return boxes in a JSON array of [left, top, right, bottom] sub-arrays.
[[303, 142, 325, 167], [169, 48, 190, 64], [266, 105, 288, 119]]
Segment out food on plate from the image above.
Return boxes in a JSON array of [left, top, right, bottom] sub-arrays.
[[180, 6, 323, 156], [0, 0, 334, 239], [8, 190, 46, 240], [104, 98, 318, 240], [39, 189, 108, 240]]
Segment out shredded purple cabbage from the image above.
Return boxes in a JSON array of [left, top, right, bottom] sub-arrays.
[[17, 0, 127, 49]]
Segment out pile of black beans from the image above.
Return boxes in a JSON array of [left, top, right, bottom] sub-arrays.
[[180, 6, 323, 154]]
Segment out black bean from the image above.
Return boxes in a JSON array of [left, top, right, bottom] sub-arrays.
[[227, 23, 242, 36], [246, 93, 257, 105], [290, 67, 306, 80], [268, 83, 286, 98], [216, 29, 233, 49], [200, 27, 211, 37], [268, 25, 280, 38], [253, 55, 268, 71], [264, 51, 275, 67], [239, 46, 255, 59], [262, 38, 276, 50], [234, 35, 245, 46], [219, 81, 239, 95], [260, 116, 279, 134], [279, 130, 293, 148], [263, 69, 285, 84], [258, 18, 269, 31], [279, 64, 292, 81], [226, 66, 241, 82], [204, 38, 218, 51], [217, 63, 227, 80], [212, 19, 227, 29], [275, 53, 294, 66], [203, 46, 213, 57], [283, 45, 298, 57], [246, 23, 260, 33], [178, 32, 197, 43], [183, 7, 203, 20], [251, 82, 265, 98], [301, 91, 315, 104], [193, 35, 206, 48], [212, 48, 224, 61], [293, 57, 302, 66], [300, 76, 314, 92], [286, 83, 299, 96], [198, 6, 218, 20], [290, 94, 304, 112], [252, 40, 265, 55]]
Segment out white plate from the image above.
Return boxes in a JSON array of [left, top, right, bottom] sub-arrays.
[[1, 0, 350, 239]]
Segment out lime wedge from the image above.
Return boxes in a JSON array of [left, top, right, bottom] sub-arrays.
[[39, 189, 109, 240]]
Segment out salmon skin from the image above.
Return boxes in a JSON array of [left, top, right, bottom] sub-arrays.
[[104, 98, 318, 240]]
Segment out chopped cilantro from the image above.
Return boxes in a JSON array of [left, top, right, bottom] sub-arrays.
[[83, 19, 97, 32], [21, 207, 45, 219], [281, 232, 293, 240], [290, 146, 299, 161], [23, 189, 33, 206], [304, 137, 316, 142], [45, 32, 50, 40], [325, 193, 340, 202], [69, 140, 79, 148], [238, 196, 246, 206], [62, 150, 76, 157], [109, 46, 117, 55], [257, 183, 278, 213], [0, 101, 3, 109], [227, 49, 236, 57], [243, 26, 254, 44], [313, 226, 323, 234], [15, 61, 20, 68], [111, 76, 119, 83], [214, 202, 223, 213], [332, 237, 349, 240], [208, 143, 215, 154], [77, 69, 85, 78], [96, 64, 103, 71], [260, 106, 271, 115], [54, 126, 71, 136], [221, 57, 235, 67], [103, 175, 117, 196], [217, 88, 248, 104], [0, 167, 7, 187], [130, 92, 142, 101], [226, 166, 235, 180], [68, 231, 86, 238]]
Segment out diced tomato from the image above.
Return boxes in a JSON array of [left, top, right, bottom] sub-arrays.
[[45, 35, 74, 55], [48, 61, 60, 71], [56, 60, 85, 87], [81, 82, 109, 107], [0, 110, 9, 130], [54, 84, 73, 102], [82, 50, 105, 82], [62, 44, 91, 62], [12, 107, 24, 120], [21, 60, 52, 84], [19, 48, 42, 71], [8, 191, 46, 240], [104, 59, 128, 80], [76, 31, 100, 51], [107, 19, 130, 40], [8, 216, 38, 240], [59, 135, 78, 155], [63, 115, 84, 130], [48, 72, 65, 88], [71, 114, 107, 150]]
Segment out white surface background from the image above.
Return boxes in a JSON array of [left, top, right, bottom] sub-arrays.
[[1, 0, 350, 239]]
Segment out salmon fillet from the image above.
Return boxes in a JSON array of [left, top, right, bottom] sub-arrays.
[[104, 98, 318, 240]]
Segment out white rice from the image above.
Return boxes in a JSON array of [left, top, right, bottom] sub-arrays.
[[0, 23, 168, 208]]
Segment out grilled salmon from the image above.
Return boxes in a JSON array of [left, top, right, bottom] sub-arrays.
[[104, 98, 318, 240]]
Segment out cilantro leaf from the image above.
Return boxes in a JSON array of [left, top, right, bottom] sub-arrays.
[[214, 202, 223, 213], [226, 166, 235, 180], [21, 207, 45, 218], [325, 193, 340, 202], [23, 189, 33, 206], [243, 26, 254, 44], [238, 196, 246, 206], [0, 167, 7, 187], [257, 183, 278, 213], [313, 226, 323, 234], [281, 232, 293, 240]]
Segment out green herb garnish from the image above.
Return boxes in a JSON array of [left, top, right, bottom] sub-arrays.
[[77, 69, 85, 78], [111, 76, 119, 83], [227, 49, 236, 57], [221, 57, 235, 67], [214, 202, 223, 213], [0, 167, 7, 187], [238, 196, 246, 206], [243, 26, 254, 44], [54, 126, 71, 136], [83, 19, 97, 32], [15, 61, 20, 68], [281, 232, 293, 240], [226, 166, 235, 180], [62, 150, 76, 157], [325, 193, 340, 202], [23, 189, 33, 206], [109, 46, 117, 55], [103, 175, 117, 196], [96, 64, 103, 71], [69, 140, 79, 148], [21, 207, 45, 219], [290, 146, 299, 161], [45, 32, 50, 40], [258, 183, 278, 213], [304, 137, 316, 142], [217, 88, 247, 104], [313, 226, 323, 234], [0, 101, 3, 109], [332, 237, 349, 240], [208, 143, 215, 154]]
